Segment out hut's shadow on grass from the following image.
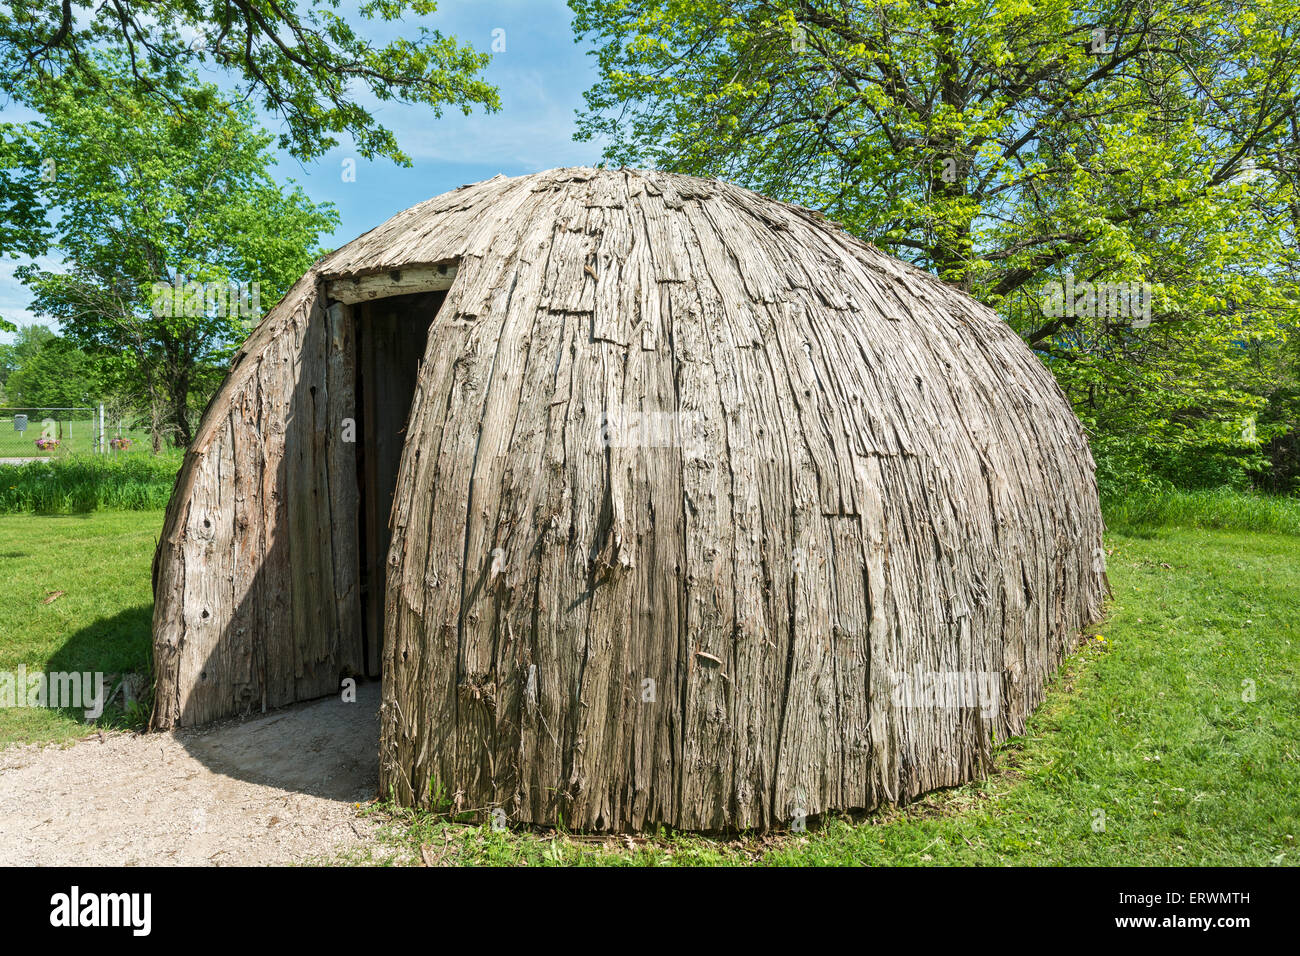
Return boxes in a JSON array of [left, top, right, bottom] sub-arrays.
[[46, 605, 153, 677], [46, 605, 378, 803], [38, 605, 153, 732]]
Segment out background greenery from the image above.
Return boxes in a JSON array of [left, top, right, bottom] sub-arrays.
[[573, 0, 1300, 497], [0, 0, 1295, 868]]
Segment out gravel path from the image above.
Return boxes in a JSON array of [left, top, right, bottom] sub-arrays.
[[0, 683, 381, 866]]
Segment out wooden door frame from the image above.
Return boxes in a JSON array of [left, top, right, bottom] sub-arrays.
[[355, 300, 382, 676], [325, 265, 458, 679]]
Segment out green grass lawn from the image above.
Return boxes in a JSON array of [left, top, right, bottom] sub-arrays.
[[0, 511, 156, 744], [0, 500, 1296, 865]]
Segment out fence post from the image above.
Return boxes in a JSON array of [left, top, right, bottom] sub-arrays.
[[98, 403, 105, 454]]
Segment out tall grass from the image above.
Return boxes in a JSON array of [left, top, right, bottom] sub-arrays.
[[1103, 487, 1300, 536], [0, 453, 182, 513]]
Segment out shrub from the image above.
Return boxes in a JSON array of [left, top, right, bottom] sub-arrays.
[[0, 453, 182, 513], [1103, 487, 1300, 537]]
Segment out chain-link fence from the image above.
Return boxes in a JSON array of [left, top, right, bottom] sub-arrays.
[[0, 407, 150, 459]]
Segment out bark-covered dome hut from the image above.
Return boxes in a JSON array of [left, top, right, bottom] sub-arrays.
[[151, 166, 1107, 832]]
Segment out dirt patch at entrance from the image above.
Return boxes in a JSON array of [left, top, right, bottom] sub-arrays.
[[0, 683, 381, 866]]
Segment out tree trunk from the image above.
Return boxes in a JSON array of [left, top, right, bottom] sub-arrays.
[[930, 0, 973, 289], [167, 374, 192, 448]]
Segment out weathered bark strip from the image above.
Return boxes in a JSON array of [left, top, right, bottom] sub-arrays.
[[327, 264, 457, 304]]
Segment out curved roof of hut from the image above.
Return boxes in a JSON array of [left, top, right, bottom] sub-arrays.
[[171, 166, 1097, 543], [197, 166, 1077, 458], [313, 166, 991, 330]]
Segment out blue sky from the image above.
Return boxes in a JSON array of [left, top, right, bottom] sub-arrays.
[[0, 0, 604, 341]]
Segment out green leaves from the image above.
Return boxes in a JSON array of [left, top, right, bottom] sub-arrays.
[[4, 328, 103, 408], [0, 122, 51, 265], [0, 0, 499, 166], [13, 57, 339, 446]]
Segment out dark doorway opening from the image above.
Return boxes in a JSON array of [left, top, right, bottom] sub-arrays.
[[353, 290, 446, 676]]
